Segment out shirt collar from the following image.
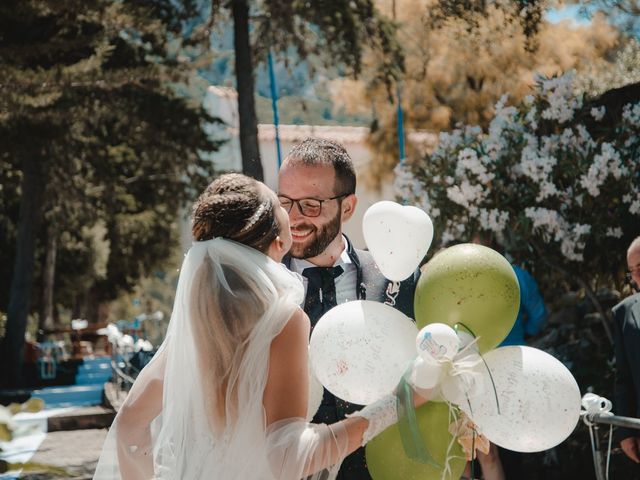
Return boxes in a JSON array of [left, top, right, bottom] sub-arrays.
[[289, 235, 352, 274]]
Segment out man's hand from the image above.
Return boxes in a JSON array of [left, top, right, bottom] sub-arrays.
[[621, 437, 640, 463]]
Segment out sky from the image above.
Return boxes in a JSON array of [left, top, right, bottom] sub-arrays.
[[546, 4, 592, 25]]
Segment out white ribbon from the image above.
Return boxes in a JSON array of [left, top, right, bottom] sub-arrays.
[[581, 392, 613, 416], [438, 342, 485, 406]]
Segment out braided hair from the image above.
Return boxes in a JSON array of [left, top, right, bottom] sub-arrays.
[[192, 173, 280, 253]]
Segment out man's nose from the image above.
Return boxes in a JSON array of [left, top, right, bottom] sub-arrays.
[[288, 201, 305, 220]]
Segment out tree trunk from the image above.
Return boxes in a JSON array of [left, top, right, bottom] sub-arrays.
[[0, 155, 45, 387], [37, 225, 57, 342], [232, 0, 264, 181]]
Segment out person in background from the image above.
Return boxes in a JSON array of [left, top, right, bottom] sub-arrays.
[[613, 236, 640, 464], [499, 265, 548, 347]]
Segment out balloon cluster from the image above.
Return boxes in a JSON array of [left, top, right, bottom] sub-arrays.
[[308, 201, 583, 480]]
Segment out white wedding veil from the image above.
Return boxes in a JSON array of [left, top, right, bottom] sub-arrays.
[[94, 238, 348, 480]]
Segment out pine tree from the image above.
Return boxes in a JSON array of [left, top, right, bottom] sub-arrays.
[[0, 0, 219, 387]]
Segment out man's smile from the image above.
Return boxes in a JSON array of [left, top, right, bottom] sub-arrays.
[[291, 227, 314, 241]]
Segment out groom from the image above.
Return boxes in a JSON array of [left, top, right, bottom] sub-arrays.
[[278, 137, 418, 479]]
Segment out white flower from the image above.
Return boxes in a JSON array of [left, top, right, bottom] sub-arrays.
[[485, 96, 521, 159], [455, 148, 496, 184], [441, 230, 456, 245], [580, 143, 628, 197], [560, 128, 575, 147], [590, 106, 606, 121], [606, 227, 623, 238], [537, 181, 559, 201], [574, 125, 596, 156], [446, 180, 486, 208], [631, 200, 640, 215], [622, 102, 640, 126], [525, 105, 538, 130], [516, 138, 557, 198], [478, 208, 510, 233], [525, 207, 589, 262], [540, 72, 583, 123], [435, 130, 464, 156]]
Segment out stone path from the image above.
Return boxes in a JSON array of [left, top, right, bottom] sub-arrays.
[[21, 429, 108, 479]]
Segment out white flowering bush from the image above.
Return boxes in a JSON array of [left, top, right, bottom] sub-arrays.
[[396, 72, 640, 279]]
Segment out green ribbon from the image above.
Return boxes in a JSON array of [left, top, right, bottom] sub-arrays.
[[396, 365, 441, 468]]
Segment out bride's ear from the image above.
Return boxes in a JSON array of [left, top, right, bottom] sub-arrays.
[[267, 235, 287, 261], [274, 235, 285, 252]]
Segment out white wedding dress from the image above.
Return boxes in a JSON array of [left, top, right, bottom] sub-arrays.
[[94, 239, 346, 480]]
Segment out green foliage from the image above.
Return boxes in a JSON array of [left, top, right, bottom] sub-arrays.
[[0, 0, 221, 321], [240, 0, 405, 88], [108, 250, 182, 346]]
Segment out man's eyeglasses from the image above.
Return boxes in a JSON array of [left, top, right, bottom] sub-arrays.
[[277, 193, 351, 217]]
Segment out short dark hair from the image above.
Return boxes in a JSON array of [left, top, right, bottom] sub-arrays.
[[283, 137, 356, 196]]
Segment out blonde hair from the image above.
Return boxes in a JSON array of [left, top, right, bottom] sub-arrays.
[[190, 257, 270, 430]]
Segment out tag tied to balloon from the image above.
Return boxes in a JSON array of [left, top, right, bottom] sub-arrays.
[[408, 323, 485, 407], [409, 323, 461, 390]]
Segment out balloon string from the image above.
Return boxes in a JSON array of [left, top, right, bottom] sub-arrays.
[[479, 354, 501, 416], [454, 322, 478, 340], [470, 429, 477, 479], [442, 402, 459, 480], [454, 322, 501, 416]]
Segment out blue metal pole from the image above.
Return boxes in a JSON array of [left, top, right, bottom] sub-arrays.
[[267, 50, 282, 168], [396, 85, 406, 163]]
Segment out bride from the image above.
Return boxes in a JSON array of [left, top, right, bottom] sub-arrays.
[[94, 173, 426, 479]]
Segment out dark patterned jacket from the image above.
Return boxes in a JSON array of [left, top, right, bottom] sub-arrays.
[[613, 292, 640, 442]]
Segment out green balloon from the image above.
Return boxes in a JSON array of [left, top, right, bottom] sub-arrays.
[[366, 402, 466, 480], [414, 243, 520, 353]]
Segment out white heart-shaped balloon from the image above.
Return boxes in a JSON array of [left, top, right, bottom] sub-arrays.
[[362, 201, 434, 281]]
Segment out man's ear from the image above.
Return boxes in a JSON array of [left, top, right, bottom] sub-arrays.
[[340, 194, 357, 222]]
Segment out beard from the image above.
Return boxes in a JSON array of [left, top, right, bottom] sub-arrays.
[[290, 210, 342, 259]]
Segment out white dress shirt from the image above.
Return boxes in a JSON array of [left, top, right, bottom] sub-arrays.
[[288, 237, 358, 305]]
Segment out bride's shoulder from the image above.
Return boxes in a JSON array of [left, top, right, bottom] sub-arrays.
[[272, 307, 310, 348], [286, 307, 310, 338]]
